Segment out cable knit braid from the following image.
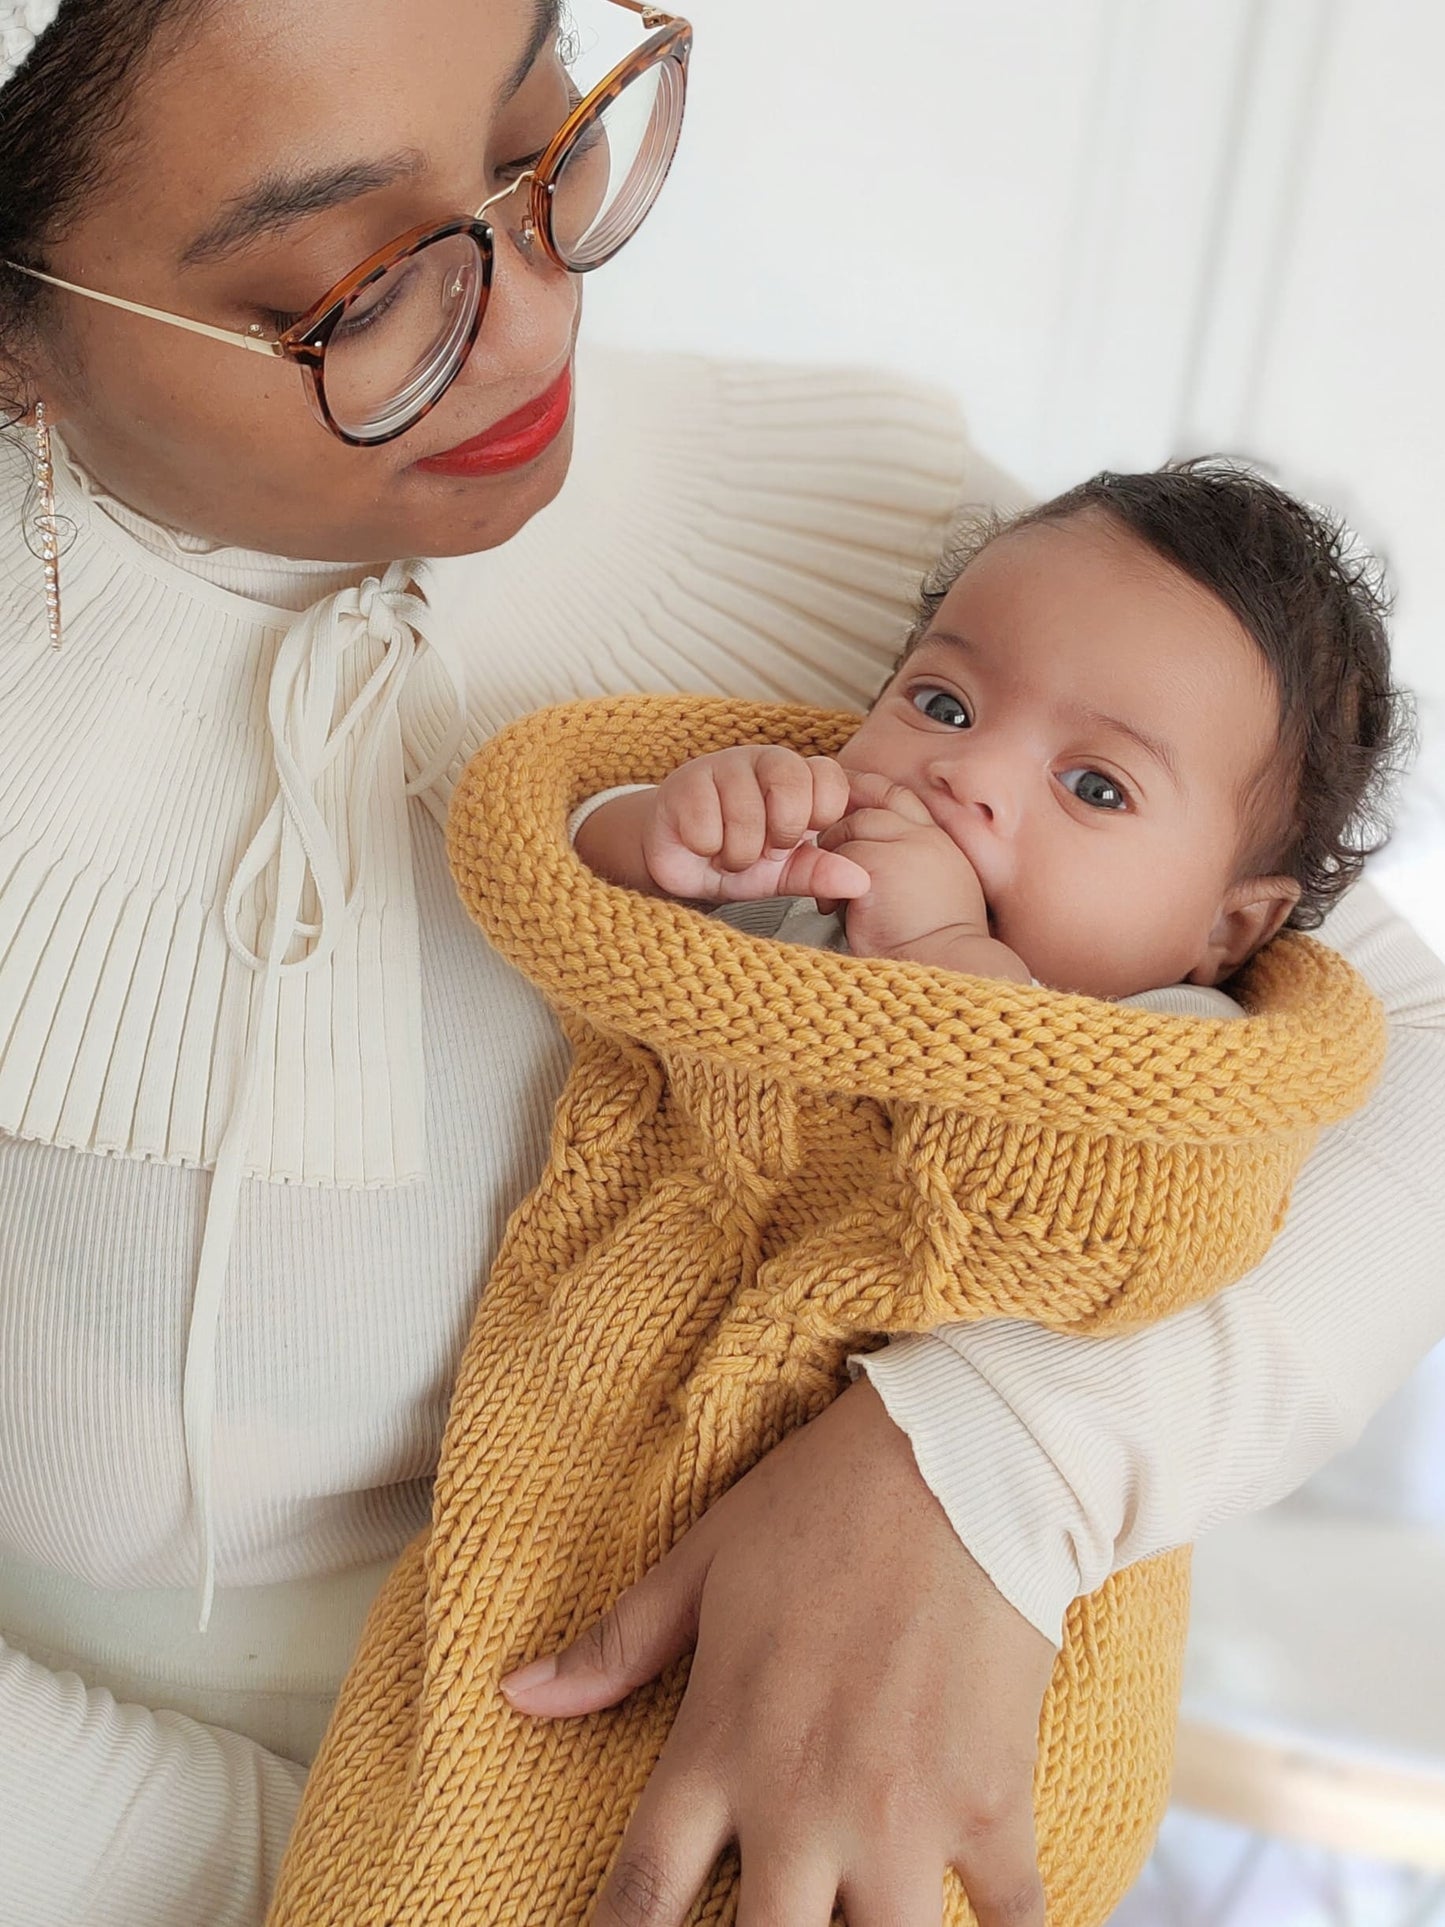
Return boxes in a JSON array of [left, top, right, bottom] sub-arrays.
[[269, 697, 1386, 1927]]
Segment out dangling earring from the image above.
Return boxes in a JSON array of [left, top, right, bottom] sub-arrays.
[[33, 399, 62, 650]]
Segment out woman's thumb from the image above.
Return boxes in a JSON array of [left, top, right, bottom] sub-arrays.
[[499, 1532, 710, 1717]]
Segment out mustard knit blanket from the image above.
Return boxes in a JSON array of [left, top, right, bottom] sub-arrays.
[[269, 697, 1385, 1927]]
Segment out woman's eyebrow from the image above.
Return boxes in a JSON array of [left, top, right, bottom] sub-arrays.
[[179, 153, 427, 267], [179, 0, 561, 269], [499, 0, 563, 109]]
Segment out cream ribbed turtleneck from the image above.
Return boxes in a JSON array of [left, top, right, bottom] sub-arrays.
[[7, 456, 480, 1623], [1, 345, 1443, 1927]]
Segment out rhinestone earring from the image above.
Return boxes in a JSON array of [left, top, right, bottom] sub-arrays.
[[33, 399, 62, 649]]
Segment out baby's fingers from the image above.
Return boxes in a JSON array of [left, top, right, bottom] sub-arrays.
[[817, 805, 925, 854], [841, 771, 936, 826], [754, 750, 848, 857], [803, 756, 853, 832], [776, 840, 872, 905], [656, 759, 726, 860], [708, 751, 778, 870]]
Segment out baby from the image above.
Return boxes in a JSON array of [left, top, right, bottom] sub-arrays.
[[575, 460, 1407, 1001], [281, 463, 1403, 1925]]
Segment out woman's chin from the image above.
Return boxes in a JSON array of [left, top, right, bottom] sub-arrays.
[[400, 418, 576, 559]]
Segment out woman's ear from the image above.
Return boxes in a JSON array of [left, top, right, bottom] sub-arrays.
[[1186, 876, 1302, 985]]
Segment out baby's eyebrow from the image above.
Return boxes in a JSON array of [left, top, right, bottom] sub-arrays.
[[1066, 703, 1181, 786]]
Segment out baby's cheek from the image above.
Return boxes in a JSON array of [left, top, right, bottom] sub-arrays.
[[1006, 858, 1211, 1000]]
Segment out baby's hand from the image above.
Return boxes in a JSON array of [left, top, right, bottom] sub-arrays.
[[817, 771, 1004, 969], [642, 746, 875, 904]]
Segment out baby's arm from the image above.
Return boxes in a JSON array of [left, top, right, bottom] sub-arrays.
[[578, 751, 1031, 982], [575, 746, 872, 907]]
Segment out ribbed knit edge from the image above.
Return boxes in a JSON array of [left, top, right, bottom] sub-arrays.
[[453, 694, 1385, 1132]]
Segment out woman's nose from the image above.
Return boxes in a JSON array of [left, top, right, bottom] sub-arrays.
[[460, 207, 577, 378]]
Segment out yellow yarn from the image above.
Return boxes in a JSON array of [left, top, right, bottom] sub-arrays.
[[269, 697, 1386, 1927]]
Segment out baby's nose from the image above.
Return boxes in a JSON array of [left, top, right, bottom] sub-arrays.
[[930, 745, 1015, 829]]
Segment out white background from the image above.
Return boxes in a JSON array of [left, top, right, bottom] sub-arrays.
[[582, 0, 1445, 953]]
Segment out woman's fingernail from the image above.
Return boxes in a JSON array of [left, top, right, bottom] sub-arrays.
[[500, 1654, 559, 1698]]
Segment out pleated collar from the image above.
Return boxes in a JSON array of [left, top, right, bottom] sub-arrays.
[[0, 433, 468, 1188]]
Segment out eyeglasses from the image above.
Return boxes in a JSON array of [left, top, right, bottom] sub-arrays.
[[5, 0, 690, 447]]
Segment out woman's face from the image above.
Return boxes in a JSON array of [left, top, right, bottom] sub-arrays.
[[28, 0, 587, 560]]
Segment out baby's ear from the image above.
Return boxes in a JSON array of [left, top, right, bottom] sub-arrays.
[[1187, 877, 1302, 986]]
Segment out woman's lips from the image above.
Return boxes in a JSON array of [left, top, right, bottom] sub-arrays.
[[414, 365, 573, 478]]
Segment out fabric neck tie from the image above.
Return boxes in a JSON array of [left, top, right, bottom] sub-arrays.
[[184, 561, 467, 1627]]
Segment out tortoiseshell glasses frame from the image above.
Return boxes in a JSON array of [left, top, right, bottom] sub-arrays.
[[5, 0, 691, 446]]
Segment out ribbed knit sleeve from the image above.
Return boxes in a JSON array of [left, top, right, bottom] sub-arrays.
[[859, 882, 1445, 1642], [0, 1636, 305, 1927]]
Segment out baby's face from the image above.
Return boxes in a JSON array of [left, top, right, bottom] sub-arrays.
[[840, 512, 1296, 999]]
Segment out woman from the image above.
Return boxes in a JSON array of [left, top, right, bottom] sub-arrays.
[[0, 2, 1441, 1923]]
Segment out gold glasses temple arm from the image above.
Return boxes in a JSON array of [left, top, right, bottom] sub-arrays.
[[605, 0, 681, 23], [3, 262, 285, 357]]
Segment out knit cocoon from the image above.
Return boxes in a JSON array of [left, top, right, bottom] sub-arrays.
[[269, 697, 1385, 1927]]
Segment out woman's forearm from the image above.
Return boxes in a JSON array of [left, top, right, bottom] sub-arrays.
[[860, 881, 1445, 1641]]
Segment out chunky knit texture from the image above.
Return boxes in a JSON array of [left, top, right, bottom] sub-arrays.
[[269, 697, 1386, 1927]]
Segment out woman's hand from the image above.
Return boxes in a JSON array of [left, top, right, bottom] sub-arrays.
[[500, 1377, 1054, 1926]]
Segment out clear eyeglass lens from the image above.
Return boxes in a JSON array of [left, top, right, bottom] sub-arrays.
[[550, 55, 685, 272], [321, 229, 484, 441]]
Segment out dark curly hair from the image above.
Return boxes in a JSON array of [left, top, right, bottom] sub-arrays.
[[902, 459, 1415, 930], [0, 0, 216, 415]]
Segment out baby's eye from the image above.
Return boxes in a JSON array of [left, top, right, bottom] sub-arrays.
[[912, 688, 971, 728], [1060, 768, 1129, 811]]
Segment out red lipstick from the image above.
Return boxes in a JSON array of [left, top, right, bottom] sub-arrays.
[[416, 365, 572, 478]]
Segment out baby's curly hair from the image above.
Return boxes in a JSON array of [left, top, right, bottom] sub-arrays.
[[903, 459, 1415, 929]]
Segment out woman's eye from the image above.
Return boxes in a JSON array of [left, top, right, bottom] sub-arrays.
[[495, 145, 549, 182], [491, 78, 582, 182], [912, 688, 971, 728], [332, 261, 418, 343], [1060, 768, 1129, 811]]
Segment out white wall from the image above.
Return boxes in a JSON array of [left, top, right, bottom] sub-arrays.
[[1197, 0, 1445, 940], [584, 0, 1245, 488], [583, 0, 1445, 946]]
